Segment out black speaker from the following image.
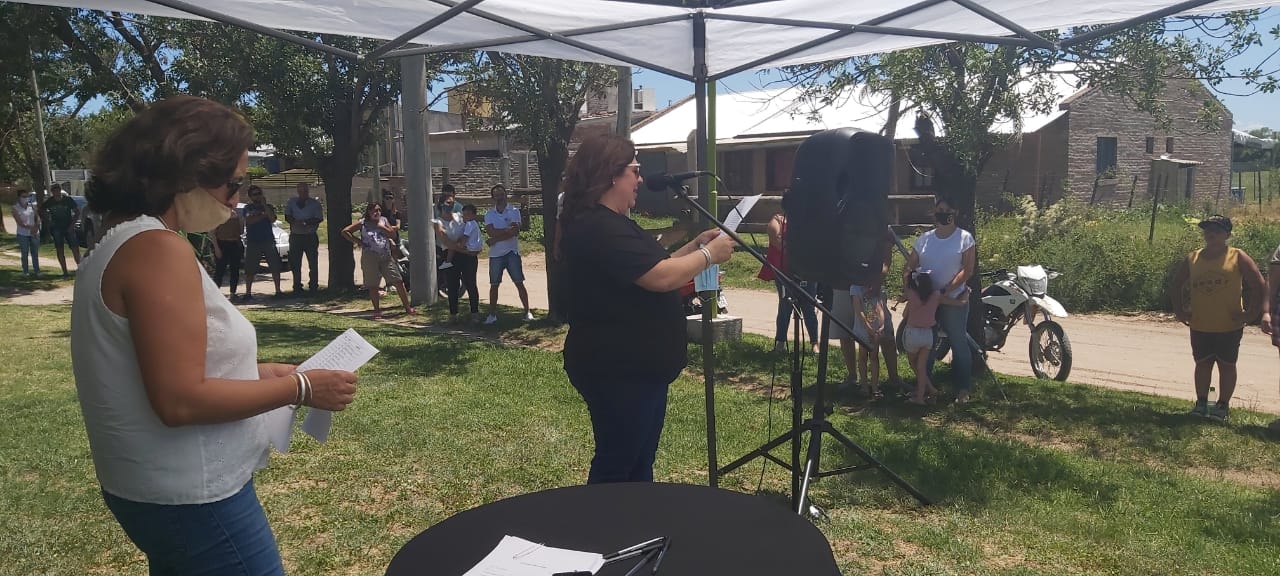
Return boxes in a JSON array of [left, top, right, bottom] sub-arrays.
[[781, 128, 893, 288]]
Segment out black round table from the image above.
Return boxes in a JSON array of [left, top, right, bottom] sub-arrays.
[[386, 482, 840, 575]]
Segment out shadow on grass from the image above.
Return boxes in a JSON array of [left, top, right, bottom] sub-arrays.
[[247, 310, 497, 381], [0, 267, 72, 300]]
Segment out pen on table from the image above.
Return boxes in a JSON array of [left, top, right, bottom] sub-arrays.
[[623, 548, 659, 576], [650, 538, 670, 574], [604, 536, 665, 560]]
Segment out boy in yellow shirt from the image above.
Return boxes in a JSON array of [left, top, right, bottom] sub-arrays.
[[1171, 216, 1265, 421]]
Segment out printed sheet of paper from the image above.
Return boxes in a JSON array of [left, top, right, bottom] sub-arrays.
[[265, 329, 379, 452], [721, 194, 762, 235], [461, 535, 604, 576]]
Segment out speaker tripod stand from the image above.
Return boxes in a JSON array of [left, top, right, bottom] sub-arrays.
[[665, 184, 931, 514], [719, 285, 932, 514]]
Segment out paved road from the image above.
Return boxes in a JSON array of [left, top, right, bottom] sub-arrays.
[[4, 226, 1276, 414], [500, 256, 1280, 415]]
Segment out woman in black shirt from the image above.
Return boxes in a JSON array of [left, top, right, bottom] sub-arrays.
[[559, 133, 735, 484]]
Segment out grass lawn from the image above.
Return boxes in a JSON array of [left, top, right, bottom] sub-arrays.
[[4, 304, 1280, 575]]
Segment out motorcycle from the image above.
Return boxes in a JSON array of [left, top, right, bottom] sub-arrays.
[[898, 264, 1073, 381], [679, 271, 729, 316]]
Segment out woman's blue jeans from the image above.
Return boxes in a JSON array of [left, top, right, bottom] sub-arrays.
[[18, 234, 39, 275], [102, 481, 284, 576], [775, 280, 818, 344], [567, 369, 672, 484], [928, 301, 974, 393]]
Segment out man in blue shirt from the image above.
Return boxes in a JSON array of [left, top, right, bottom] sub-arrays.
[[284, 182, 323, 294], [243, 185, 283, 299]]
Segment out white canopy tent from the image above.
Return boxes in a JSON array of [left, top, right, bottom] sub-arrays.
[[18, 0, 1279, 494], [14, 0, 1279, 78]]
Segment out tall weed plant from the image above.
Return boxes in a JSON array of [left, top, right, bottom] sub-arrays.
[[972, 198, 1280, 312]]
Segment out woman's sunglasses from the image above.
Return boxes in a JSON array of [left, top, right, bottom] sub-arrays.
[[226, 178, 246, 198]]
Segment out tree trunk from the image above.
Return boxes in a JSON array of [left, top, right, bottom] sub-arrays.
[[320, 140, 358, 291], [539, 139, 570, 321]]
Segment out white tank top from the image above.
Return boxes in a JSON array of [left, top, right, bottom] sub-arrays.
[[71, 216, 268, 505]]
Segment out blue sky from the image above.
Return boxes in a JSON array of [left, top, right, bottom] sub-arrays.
[[612, 10, 1280, 132]]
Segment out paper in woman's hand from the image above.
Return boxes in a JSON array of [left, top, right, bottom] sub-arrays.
[[265, 329, 379, 452]]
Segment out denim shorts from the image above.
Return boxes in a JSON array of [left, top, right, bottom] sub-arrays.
[[50, 226, 76, 248], [101, 481, 284, 576], [489, 252, 526, 285]]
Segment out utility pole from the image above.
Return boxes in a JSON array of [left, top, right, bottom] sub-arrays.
[[29, 46, 52, 199], [616, 66, 633, 137]]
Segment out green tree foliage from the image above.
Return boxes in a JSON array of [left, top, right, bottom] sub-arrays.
[[458, 53, 617, 317], [783, 11, 1277, 343]]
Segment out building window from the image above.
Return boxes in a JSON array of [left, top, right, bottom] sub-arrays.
[[765, 147, 795, 191], [910, 166, 934, 191], [720, 150, 753, 193], [1096, 137, 1118, 176], [1145, 137, 1155, 154], [1166, 137, 1175, 154], [908, 146, 933, 191]]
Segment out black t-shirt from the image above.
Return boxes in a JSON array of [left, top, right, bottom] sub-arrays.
[[561, 205, 685, 380]]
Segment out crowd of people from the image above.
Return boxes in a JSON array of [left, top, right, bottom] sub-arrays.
[[57, 95, 1280, 575], [9, 182, 83, 278]]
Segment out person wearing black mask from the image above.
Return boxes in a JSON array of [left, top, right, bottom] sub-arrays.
[[904, 196, 976, 403]]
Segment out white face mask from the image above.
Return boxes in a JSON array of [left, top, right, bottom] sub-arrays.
[[173, 189, 233, 233]]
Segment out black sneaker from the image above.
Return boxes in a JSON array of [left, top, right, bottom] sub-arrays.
[[1188, 401, 1209, 417]]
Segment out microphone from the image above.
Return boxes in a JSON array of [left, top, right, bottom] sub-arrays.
[[644, 171, 715, 191]]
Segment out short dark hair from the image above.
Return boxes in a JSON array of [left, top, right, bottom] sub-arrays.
[[490, 184, 506, 195], [441, 183, 456, 194], [50, 182, 62, 192], [462, 203, 477, 214], [87, 95, 253, 218]]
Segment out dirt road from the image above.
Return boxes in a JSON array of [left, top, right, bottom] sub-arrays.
[[5, 232, 1276, 414]]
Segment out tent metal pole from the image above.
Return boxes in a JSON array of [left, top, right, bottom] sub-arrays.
[[1058, 0, 1218, 48], [693, 10, 719, 490], [425, 0, 692, 80], [366, 0, 489, 60], [402, 55, 437, 306], [383, 14, 692, 61], [142, 0, 362, 61], [948, 0, 1055, 49], [706, 14, 1035, 81]]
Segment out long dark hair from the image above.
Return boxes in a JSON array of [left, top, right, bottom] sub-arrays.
[[908, 269, 934, 301], [560, 133, 636, 224]]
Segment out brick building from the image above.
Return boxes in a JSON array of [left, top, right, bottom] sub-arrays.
[[631, 72, 1234, 224]]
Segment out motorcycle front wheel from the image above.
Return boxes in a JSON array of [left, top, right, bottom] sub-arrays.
[[1029, 320, 1072, 381]]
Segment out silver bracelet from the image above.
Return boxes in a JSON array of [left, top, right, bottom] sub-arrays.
[[290, 374, 304, 408], [699, 246, 713, 269]]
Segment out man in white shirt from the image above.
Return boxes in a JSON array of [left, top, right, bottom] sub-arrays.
[[483, 184, 533, 324]]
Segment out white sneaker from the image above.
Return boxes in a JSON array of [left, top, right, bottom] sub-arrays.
[[483, 314, 498, 325], [525, 311, 535, 321], [438, 261, 453, 270]]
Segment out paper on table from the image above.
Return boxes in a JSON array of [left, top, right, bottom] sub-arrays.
[[462, 535, 604, 576], [265, 328, 379, 452]]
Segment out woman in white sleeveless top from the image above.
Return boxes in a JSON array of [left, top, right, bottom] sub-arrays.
[[71, 95, 359, 575]]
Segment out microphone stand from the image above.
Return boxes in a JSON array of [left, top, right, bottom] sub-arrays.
[[664, 183, 931, 513]]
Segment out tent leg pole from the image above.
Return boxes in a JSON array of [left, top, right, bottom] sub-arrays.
[[692, 12, 719, 490]]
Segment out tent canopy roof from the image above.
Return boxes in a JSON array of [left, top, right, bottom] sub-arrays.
[[17, 0, 1278, 79], [632, 66, 1083, 147]]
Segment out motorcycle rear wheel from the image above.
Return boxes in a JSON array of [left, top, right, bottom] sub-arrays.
[[1029, 320, 1072, 381]]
